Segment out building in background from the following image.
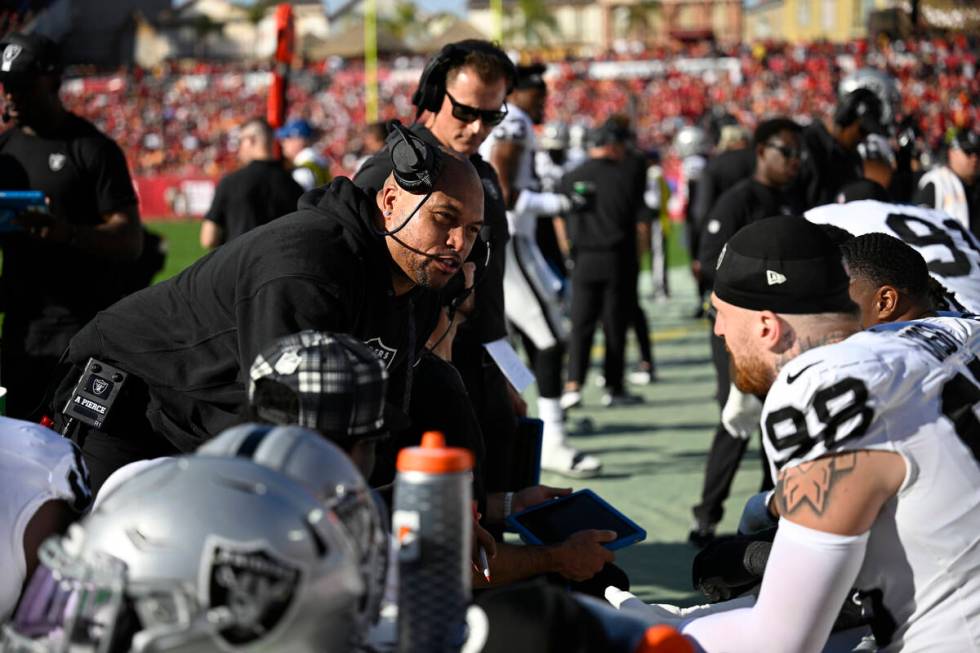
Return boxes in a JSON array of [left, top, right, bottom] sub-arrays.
[[467, 0, 742, 55], [743, 0, 980, 42]]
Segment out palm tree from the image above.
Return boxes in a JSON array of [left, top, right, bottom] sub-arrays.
[[380, 1, 420, 43], [191, 14, 225, 59], [506, 0, 560, 48], [621, 0, 661, 44]]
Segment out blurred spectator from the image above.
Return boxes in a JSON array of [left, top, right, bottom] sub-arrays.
[[199, 117, 302, 249], [277, 118, 332, 191], [354, 121, 389, 174]]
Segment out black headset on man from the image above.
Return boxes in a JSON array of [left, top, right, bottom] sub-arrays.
[[380, 40, 516, 318]]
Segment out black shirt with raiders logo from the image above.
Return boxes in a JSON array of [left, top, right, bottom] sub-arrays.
[[62, 178, 439, 452], [0, 112, 139, 418], [0, 113, 139, 318]]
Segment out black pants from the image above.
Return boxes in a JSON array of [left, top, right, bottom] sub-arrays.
[[693, 328, 773, 526], [567, 252, 634, 394], [628, 299, 654, 370], [52, 364, 180, 495]]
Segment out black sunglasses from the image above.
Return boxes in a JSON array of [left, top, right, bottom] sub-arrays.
[[445, 90, 508, 126], [765, 142, 801, 160]]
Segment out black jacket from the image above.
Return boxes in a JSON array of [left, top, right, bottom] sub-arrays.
[[691, 147, 756, 229], [697, 178, 800, 288], [63, 178, 439, 451], [354, 124, 510, 345]]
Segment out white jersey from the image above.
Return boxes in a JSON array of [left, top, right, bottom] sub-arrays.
[[0, 418, 91, 621], [762, 316, 980, 652], [805, 200, 980, 313], [479, 104, 538, 194]]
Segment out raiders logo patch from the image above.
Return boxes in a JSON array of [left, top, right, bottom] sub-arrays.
[[1, 44, 21, 72], [204, 544, 301, 646], [49, 153, 67, 172], [364, 337, 397, 369]]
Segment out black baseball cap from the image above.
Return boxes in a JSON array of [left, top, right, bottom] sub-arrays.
[[713, 216, 855, 314], [950, 129, 979, 155], [0, 33, 61, 82]]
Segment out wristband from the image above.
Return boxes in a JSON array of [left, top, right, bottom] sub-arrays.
[[503, 491, 514, 518]]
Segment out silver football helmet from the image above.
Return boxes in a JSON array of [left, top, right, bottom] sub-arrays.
[[539, 121, 569, 151], [672, 125, 710, 159], [198, 423, 388, 633], [1, 457, 364, 653], [839, 68, 901, 127]]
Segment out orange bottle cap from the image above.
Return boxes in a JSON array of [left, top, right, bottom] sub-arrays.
[[396, 430, 474, 474], [635, 625, 693, 653]]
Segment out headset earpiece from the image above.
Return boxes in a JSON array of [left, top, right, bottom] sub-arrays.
[[388, 120, 442, 194]]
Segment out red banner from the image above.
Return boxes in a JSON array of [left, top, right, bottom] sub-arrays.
[[135, 176, 216, 220]]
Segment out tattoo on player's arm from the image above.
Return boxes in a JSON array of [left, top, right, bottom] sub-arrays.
[[774, 452, 861, 517]]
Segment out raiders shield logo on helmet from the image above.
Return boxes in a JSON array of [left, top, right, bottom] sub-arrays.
[[1, 44, 21, 72], [49, 153, 67, 172], [205, 544, 301, 646]]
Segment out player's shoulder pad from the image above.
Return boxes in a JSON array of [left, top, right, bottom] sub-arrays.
[[491, 113, 530, 143]]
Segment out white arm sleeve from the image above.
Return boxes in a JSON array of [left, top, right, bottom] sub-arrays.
[[681, 519, 869, 653], [514, 189, 572, 217]]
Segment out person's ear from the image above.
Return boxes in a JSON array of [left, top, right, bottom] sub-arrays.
[[379, 185, 399, 228], [758, 310, 786, 352], [876, 285, 900, 321]]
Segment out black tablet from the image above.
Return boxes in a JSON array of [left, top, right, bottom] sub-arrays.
[[505, 489, 647, 550]]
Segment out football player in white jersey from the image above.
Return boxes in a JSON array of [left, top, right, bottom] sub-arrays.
[[677, 217, 980, 652], [0, 417, 91, 621], [480, 64, 601, 478], [805, 199, 980, 313]]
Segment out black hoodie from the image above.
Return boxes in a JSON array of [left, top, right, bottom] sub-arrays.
[[62, 178, 439, 451]]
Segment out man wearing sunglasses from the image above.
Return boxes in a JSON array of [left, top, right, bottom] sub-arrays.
[[689, 117, 803, 548]]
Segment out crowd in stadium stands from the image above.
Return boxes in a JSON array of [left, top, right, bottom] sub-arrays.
[[43, 34, 978, 179]]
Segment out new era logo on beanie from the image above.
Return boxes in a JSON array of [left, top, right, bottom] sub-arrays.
[[766, 270, 787, 286], [714, 216, 855, 315]]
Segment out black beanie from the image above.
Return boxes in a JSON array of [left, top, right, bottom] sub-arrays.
[[714, 216, 856, 314]]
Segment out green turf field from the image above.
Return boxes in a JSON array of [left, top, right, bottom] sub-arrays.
[[149, 219, 758, 607]]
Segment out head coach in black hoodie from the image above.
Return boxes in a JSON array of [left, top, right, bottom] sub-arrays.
[[49, 137, 484, 492]]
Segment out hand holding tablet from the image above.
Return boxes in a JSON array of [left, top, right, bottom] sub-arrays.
[[505, 489, 647, 551]]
